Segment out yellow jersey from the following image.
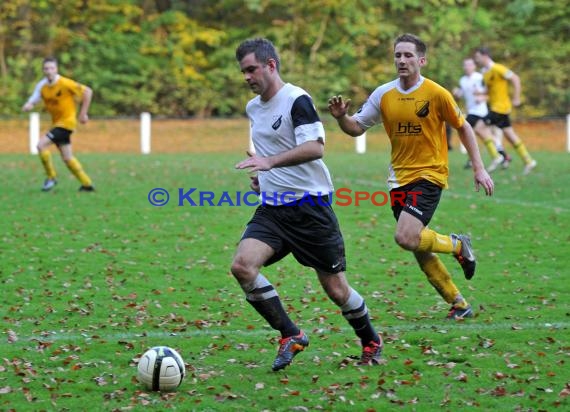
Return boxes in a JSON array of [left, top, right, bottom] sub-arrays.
[[482, 62, 513, 114], [29, 75, 87, 130], [354, 77, 465, 189]]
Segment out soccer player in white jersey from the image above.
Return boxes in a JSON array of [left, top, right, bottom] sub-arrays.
[[231, 38, 382, 371], [453, 57, 505, 172]]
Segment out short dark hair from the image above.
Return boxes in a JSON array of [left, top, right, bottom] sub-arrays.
[[235, 38, 280, 72], [394, 33, 427, 56], [43, 56, 58, 65], [475, 47, 491, 57]]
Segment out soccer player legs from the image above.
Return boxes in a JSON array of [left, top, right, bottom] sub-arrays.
[[37, 127, 93, 191], [392, 180, 475, 319], [230, 203, 382, 370]]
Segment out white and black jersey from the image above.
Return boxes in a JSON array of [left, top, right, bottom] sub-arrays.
[[458, 72, 488, 117], [246, 83, 334, 206]]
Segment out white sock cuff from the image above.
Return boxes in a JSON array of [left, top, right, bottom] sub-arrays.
[[240, 273, 271, 293], [340, 288, 364, 312]]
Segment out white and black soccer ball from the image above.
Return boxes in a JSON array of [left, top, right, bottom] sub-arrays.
[[137, 346, 185, 391]]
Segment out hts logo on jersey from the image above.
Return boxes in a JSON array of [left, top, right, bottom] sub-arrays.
[[396, 121, 422, 135]]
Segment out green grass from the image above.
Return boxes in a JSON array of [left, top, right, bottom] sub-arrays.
[[1, 149, 569, 411]]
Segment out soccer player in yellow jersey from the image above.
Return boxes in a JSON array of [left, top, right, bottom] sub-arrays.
[[328, 34, 495, 320], [474, 47, 537, 175], [22, 57, 94, 191]]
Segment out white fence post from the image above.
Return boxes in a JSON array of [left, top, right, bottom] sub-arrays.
[[141, 112, 151, 154], [355, 132, 366, 154], [29, 112, 40, 154]]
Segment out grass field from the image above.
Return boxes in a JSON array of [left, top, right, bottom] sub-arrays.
[[1, 140, 569, 410]]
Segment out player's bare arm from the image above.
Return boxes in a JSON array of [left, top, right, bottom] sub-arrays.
[[509, 72, 522, 107], [328, 95, 365, 137], [78, 86, 93, 124], [457, 122, 494, 196], [235, 140, 324, 173], [249, 175, 260, 193]]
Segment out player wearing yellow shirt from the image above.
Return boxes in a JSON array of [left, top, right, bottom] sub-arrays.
[[329, 34, 495, 320], [22, 57, 94, 191], [474, 47, 537, 175]]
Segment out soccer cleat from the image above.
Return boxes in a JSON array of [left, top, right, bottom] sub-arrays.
[[271, 331, 309, 371], [42, 178, 57, 191], [486, 154, 505, 173], [79, 185, 95, 192], [447, 305, 474, 320], [522, 159, 537, 175], [451, 234, 476, 280], [357, 336, 383, 366]]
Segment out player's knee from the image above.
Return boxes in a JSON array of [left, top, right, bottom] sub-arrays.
[[394, 231, 417, 251], [230, 257, 255, 281], [329, 287, 350, 307]]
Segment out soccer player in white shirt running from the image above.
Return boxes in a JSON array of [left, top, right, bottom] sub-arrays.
[[452, 58, 505, 172], [231, 38, 382, 371]]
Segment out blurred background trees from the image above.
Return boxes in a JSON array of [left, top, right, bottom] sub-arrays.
[[0, 0, 567, 118]]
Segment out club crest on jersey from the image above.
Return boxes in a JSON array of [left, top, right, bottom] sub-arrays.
[[272, 115, 283, 130], [415, 101, 429, 118]]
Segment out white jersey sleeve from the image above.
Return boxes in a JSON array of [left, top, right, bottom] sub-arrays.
[[26, 78, 48, 106], [352, 79, 399, 130]]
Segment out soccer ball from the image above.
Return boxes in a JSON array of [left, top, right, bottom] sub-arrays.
[[137, 346, 185, 391]]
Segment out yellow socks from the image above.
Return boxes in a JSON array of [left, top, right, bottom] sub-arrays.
[[483, 138, 501, 159], [65, 157, 92, 186], [419, 255, 463, 304], [39, 150, 56, 179], [417, 228, 461, 254], [513, 142, 533, 164]]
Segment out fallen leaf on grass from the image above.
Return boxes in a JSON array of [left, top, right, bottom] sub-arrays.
[[477, 334, 495, 348], [490, 386, 507, 397], [7, 330, 17, 343], [493, 372, 507, 380], [455, 372, 468, 382], [94, 376, 107, 386], [559, 383, 570, 397]]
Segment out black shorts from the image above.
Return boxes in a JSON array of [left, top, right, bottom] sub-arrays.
[[486, 111, 512, 128], [47, 127, 73, 146], [241, 198, 346, 274], [391, 179, 442, 226], [466, 114, 486, 128]]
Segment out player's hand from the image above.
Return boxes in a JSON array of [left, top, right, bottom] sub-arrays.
[[328, 95, 351, 119], [78, 113, 89, 124], [250, 175, 260, 194], [512, 97, 521, 108], [473, 169, 494, 196], [22, 103, 33, 112], [235, 150, 272, 173]]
